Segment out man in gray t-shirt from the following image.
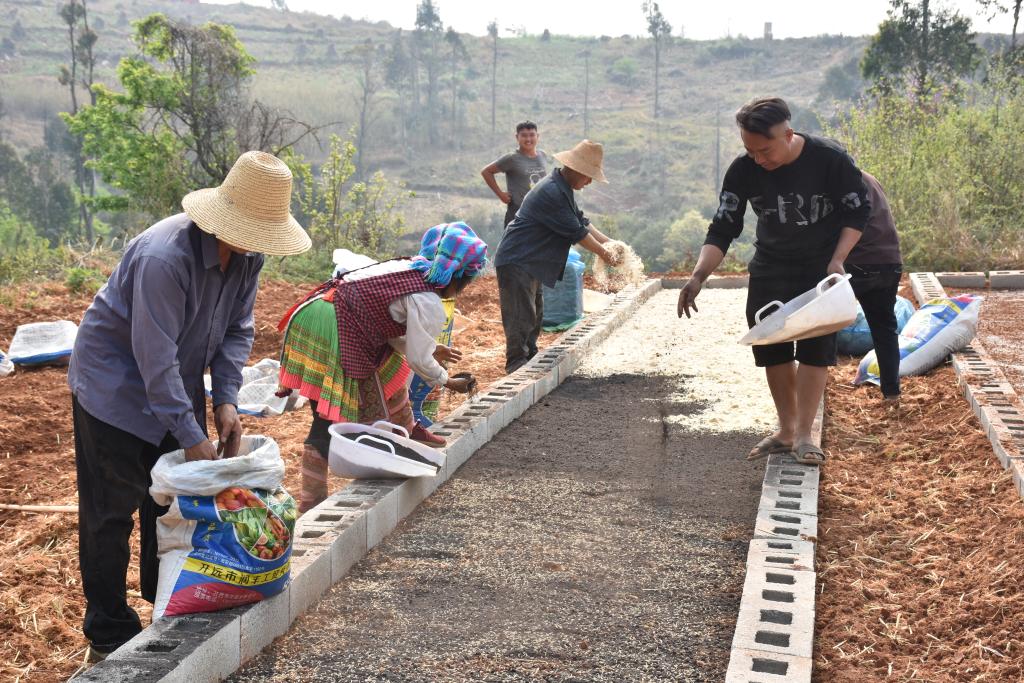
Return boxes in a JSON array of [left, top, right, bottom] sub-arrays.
[[481, 120, 550, 227]]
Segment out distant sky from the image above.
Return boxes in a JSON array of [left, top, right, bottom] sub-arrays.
[[204, 0, 1016, 39]]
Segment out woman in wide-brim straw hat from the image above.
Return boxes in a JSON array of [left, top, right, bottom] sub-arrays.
[[492, 139, 623, 375], [68, 150, 311, 662], [276, 222, 487, 513]]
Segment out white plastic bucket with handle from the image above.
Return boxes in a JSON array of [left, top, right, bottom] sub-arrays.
[[328, 420, 445, 479], [739, 274, 859, 346]]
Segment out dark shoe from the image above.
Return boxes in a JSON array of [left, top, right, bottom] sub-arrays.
[[87, 645, 114, 663], [410, 423, 446, 448]]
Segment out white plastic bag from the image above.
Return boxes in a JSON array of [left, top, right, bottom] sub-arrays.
[[332, 248, 377, 277], [7, 320, 78, 365], [150, 435, 296, 619], [204, 359, 306, 416]]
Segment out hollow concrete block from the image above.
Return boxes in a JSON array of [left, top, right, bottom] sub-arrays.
[[747, 539, 815, 572], [239, 587, 291, 663], [288, 543, 331, 623], [753, 509, 818, 543], [990, 270, 1024, 289], [731, 590, 815, 659], [725, 647, 813, 683], [936, 271, 986, 288], [759, 485, 818, 517]]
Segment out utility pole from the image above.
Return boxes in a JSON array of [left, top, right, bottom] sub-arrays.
[[582, 48, 591, 138]]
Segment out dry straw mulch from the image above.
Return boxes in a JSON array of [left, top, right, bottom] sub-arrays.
[[816, 360, 1024, 682]]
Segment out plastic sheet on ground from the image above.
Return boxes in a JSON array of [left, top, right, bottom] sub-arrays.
[[0, 350, 13, 377], [204, 359, 307, 416], [7, 320, 78, 366]]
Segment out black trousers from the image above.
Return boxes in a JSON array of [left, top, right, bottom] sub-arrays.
[[73, 395, 201, 650], [503, 202, 520, 228], [849, 264, 902, 398], [497, 264, 543, 374]]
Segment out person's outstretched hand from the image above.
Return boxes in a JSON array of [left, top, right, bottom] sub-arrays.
[[433, 344, 463, 365], [214, 403, 243, 458], [677, 276, 703, 319], [445, 374, 477, 394]]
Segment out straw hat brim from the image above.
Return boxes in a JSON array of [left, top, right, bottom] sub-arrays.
[[553, 150, 609, 184], [182, 187, 311, 256]]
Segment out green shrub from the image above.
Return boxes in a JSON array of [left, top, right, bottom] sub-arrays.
[[64, 267, 105, 294], [829, 77, 1024, 271]]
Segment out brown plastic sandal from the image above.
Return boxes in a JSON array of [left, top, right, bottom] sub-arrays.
[[746, 435, 795, 461], [794, 443, 826, 466]]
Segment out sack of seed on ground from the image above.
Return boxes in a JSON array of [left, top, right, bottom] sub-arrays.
[[592, 240, 645, 293], [149, 435, 297, 618]]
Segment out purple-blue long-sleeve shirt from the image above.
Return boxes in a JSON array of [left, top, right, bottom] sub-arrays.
[[68, 214, 263, 448]]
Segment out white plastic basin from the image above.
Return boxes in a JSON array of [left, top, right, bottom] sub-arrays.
[[739, 274, 858, 346], [328, 420, 445, 479]]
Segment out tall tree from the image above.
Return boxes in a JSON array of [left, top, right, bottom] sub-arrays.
[[64, 15, 317, 217], [385, 30, 414, 153], [414, 0, 444, 144], [444, 27, 468, 145], [862, 0, 980, 97], [58, 0, 98, 241], [978, 0, 1022, 50], [642, 1, 672, 119], [352, 39, 382, 179], [487, 21, 499, 141]]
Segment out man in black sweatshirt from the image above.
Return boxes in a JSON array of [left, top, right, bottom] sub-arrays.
[[677, 97, 870, 466]]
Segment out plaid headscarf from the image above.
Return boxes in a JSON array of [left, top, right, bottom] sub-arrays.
[[409, 222, 488, 286]]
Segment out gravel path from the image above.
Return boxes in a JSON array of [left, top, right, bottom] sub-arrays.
[[232, 289, 772, 682]]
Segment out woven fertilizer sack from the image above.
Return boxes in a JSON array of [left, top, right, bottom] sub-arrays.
[[592, 240, 645, 293], [837, 295, 916, 355], [542, 250, 585, 329], [149, 435, 296, 619], [0, 350, 13, 377], [855, 294, 982, 385], [204, 359, 306, 416], [7, 320, 78, 366]]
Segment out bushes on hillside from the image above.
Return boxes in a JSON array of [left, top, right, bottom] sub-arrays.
[[831, 72, 1024, 271]]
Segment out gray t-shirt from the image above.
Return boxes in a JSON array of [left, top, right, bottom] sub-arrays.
[[493, 150, 549, 207]]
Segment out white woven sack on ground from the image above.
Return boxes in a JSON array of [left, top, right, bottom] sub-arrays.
[[204, 359, 306, 416], [0, 350, 14, 377], [7, 320, 78, 365]]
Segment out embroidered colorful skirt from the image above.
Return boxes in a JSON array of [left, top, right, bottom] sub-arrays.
[[278, 297, 411, 423]]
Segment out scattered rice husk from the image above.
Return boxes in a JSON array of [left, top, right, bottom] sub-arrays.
[[815, 360, 1024, 682], [592, 241, 645, 293]]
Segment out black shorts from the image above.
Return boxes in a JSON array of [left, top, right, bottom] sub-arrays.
[[746, 258, 838, 368]]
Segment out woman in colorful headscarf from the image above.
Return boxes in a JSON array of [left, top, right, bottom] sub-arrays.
[[277, 222, 487, 513]]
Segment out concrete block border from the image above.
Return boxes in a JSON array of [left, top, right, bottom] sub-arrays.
[[75, 278, 664, 682], [725, 402, 823, 682], [909, 274, 1024, 485]]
